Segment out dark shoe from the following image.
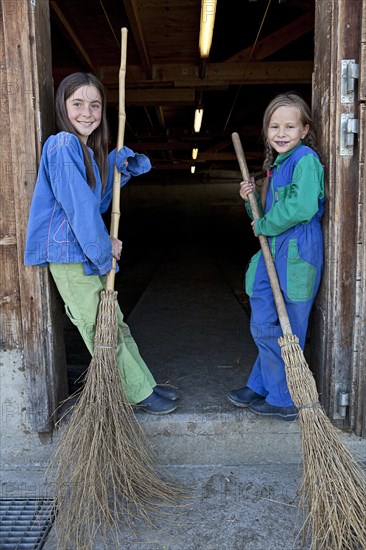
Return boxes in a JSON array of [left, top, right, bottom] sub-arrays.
[[136, 392, 177, 415], [227, 386, 265, 408], [154, 384, 178, 401], [249, 400, 298, 421]]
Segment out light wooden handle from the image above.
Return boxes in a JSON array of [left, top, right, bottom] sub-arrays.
[[106, 28, 128, 291], [231, 132, 292, 336]]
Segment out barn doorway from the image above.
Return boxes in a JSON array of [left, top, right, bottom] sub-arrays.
[[4, 0, 362, 434], [49, 0, 315, 409]]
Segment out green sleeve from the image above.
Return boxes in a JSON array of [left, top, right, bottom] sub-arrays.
[[254, 154, 324, 236], [245, 191, 264, 220]]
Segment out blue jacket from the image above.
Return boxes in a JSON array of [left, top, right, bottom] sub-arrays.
[[24, 132, 151, 275]]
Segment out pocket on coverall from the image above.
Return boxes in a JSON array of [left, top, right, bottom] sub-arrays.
[[286, 239, 316, 302], [245, 250, 261, 297]]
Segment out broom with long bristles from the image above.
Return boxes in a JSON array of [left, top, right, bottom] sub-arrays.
[[47, 28, 184, 550], [232, 132, 366, 550]]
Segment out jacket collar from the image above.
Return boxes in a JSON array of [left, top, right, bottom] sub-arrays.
[[272, 141, 302, 168]]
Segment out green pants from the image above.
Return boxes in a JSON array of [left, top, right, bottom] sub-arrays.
[[49, 263, 156, 404]]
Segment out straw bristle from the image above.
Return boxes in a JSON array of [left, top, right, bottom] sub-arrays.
[[47, 290, 185, 549], [279, 334, 366, 550]]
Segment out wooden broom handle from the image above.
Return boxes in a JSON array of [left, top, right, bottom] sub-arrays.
[[231, 132, 293, 336], [106, 28, 128, 291]]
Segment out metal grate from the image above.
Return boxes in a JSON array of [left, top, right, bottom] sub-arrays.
[[0, 499, 55, 550]]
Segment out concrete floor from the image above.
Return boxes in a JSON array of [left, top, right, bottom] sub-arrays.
[[2, 243, 365, 549]]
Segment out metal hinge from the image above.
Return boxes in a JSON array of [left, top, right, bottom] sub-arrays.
[[341, 60, 359, 104], [333, 383, 350, 419], [340, 113, 359, 156]]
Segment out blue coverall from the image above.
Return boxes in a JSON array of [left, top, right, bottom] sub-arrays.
[[245, 143, 324, 407]]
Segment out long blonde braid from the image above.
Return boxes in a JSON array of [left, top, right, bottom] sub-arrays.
[[260, 141, 274, 210]]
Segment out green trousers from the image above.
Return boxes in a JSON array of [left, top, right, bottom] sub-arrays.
[[49, 263, 156, 404]]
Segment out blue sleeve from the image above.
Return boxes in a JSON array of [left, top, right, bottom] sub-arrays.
[[48, 139, 112, 271], [101, 146, 152, 213]]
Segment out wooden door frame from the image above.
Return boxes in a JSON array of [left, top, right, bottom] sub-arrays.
[[1, 0, 67, 432], [311, 0, 365, 436]]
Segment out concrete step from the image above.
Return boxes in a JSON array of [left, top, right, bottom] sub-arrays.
[[137, 403, 302, 466]]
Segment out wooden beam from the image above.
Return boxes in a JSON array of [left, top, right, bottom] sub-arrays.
[[195, 152, 240, 161], [312, 0, 364, 433], [102, 61, 313, 89], [150, 150, 261, 166], [226, 12, 315, 62], [108, 88, 195, 105], [123, 0, 167, 133], [50, 0, 99, 75], [128, 141, 193, 151], [156, 106, 166, 130], [123, 0, 152, 76], [2, 0, 67, 431]]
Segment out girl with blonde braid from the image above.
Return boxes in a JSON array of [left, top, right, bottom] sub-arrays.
[[227, 92, 324, 421]]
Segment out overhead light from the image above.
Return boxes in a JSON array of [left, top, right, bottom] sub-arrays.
[[192, 148, 198, 159], [191, 166, 196, 174], [199, 0, 217, 58], [194, 108, 203, 132]]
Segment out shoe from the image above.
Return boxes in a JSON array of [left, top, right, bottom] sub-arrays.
[[227, 386, 265, 408], [154, 384, 178, 401], [249, 400, 298, 421], [136, 391, 177, 415]]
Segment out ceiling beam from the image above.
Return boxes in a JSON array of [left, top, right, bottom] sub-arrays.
[[108, 88, 195, 105], [123, 0, 152, 77], [102, 61, 313, 90], [123, 0, 168, 131], [128, 141, 193, 151], [226, 12, 314, 62], [50, 1, 99, 75], [150, 150, 262, 167]]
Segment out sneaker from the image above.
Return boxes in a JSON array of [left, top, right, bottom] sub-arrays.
[[227, 386, 265, 408], [249, 400, 298, 421], [136, 392, 177, 415], [154, 384, 178, 401]]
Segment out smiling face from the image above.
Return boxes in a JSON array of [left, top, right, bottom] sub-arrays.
[[267, 105, 309, 155], [66, 85, 102, 144]]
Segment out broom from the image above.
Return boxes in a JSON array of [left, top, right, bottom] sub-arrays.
[[232, 132, 366, 550], [48, 28, 183, 550]]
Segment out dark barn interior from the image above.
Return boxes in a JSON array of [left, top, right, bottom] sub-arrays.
[[48, 0, 316, 389]]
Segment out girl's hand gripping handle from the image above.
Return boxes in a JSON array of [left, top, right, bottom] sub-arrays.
[[231, 132, 293, 337]]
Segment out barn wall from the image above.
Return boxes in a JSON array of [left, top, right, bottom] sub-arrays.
[[0, 0, 67, 446]]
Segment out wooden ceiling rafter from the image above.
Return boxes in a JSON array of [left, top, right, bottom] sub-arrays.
[[103, 61, 313, 95], [151, 149, 262, 169], [123, 0, 166, 131], [226, 11, 315, 63], [123, 0, 152, 76], [108, 88, 195, 105], [50, 1, 99, 75]]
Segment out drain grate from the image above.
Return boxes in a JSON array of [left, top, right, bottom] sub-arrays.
[[0, 498, 55, 550]]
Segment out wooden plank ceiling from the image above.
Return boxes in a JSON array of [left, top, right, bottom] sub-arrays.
[[50, 0, 315, 179]]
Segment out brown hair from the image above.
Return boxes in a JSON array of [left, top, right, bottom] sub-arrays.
[[260, 92, 320, 208], [55, 73, 109, 189]]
